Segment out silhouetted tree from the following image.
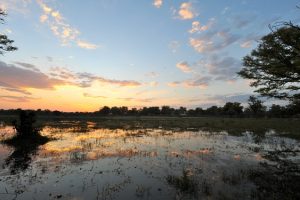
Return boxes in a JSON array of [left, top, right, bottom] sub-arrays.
[[245, 96, 266, 117], [12, 110, 38, 138], [205, 106, 221, 116], [161, 106, 174, 116], [174, 107, 187, 116], [0, 9, 17, 54], [238, 24, 300, 101], [222, 102, 243, 116], [286, 99, 300, 116], [128, 107, 138, 115], [268, 104, 285, 117], [111, 106, 122, 115], [98, 106, 110, 115]]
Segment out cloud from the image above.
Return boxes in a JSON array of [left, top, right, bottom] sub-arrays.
[[36, 0, 98, 49], [199, 55, 241, 81], [46, 56, 53, 62], [188, 93, 252, 107], [231, 14, 256, 29], [221, 7, 230, 15], [0, 61, 142, 98], [0, 95, 38, 102], [189, 29, 240, 53], [189, 18, 215, 34], [49, 67, 77, 80], [176, 61, 193, 73], [14, 61, 40, 72], [167, 76, 210, 89], [169, 41, 180, 53], [182, 76, 210, 88], [240, 40, 252, 48], [169, 55, 241, 88], [49, 67, 141, 87], [0, 81, 32, 95], [40, 14, 48, 23], [0, 61, 65, 93], [178, 2, 196, 20], [145, 71, 159, 78], [118, 97, 155, 103], [153, 0, 163, 8], [240, 34, 260, 48], [149, 81, 158, 87], [167, 81, 181, 87], [0, 0, 31, 14], [76, 72, 141, 87], [76, 40, 99, 50], [83, 93, 107, 99]]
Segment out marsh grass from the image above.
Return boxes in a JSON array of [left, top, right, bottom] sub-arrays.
[[166, 169, 198, 194], [1, 115, 300, 136]]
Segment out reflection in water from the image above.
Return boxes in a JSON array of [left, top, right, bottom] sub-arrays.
[[0, 121, 299, 200], [4, 142, 40, 174]]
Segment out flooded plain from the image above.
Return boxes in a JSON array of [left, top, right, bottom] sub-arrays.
[[0, 119, 299, 200]]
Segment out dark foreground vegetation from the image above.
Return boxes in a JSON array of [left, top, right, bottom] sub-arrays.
[[0, 96, 299, 118], [1, 110, 50, 146]]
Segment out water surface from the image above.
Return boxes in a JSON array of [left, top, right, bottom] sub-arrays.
[[0, 120, 299, 200]]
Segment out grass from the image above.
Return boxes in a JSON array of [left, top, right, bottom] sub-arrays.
[[1, 115, 300, 139], [39, 116, 300, 139], [166, 169, 198, 194]]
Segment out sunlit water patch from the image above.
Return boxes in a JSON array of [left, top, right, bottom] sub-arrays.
[[0, 122, 299, 200]]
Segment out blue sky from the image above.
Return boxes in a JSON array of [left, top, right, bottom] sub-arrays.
[[0, 0, 299, 111]]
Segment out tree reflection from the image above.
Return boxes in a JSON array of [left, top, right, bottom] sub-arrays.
[[4, 140, 47, 174]]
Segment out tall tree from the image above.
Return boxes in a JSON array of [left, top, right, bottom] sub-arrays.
[[0, 9, 17, 54], [246, 96, 266, 116], [238, 24, 300, 100]]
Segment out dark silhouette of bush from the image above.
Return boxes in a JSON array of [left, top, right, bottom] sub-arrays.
[[3, 110, 50, 146], [12, 110, 38, 138]]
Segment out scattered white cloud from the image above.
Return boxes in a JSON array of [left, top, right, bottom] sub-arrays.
[[145, 72, 159, 78], [167, 76, 210, 89], [178, 2, 196, 20], [0, 0, 31, 14], [83, 93, 107, 99], [198, 55, 241, 81], [189, 29, 240, 53], [176, 61, 193, 73], [167, 81, 181, 87], [169, 41, 180, 53], [189, 18, 215, 34], [39, 14, 48, 23], [153, 0, 163, 8], [182, 76, 210, 89], [0, 60, 142, 100], [77, 40, 99, 50], [36, 0, 98, 49], [149, 81, 158, 87], [240, 40, 252, 48], [0, 95, 38, 102], [222, 6, 230, 15]]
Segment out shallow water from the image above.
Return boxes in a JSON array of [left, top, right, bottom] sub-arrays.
[[0, 121, 299, 200]]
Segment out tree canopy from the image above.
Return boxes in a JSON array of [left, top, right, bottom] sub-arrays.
[[0, 9, 17, 54], [238, 23, 300, 100]]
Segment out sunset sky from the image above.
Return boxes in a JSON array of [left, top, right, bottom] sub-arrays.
[[0, 0, 299, 111]]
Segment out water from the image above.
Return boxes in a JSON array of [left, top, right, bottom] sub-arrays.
[[0, 120, 299, 200]]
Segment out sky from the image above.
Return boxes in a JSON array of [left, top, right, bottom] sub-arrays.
[[0, 0, 299, 111]]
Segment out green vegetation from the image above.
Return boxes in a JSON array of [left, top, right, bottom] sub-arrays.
[[166, 169, 198, 194], [2, 110, 50, 146], [238, 23, 300, 101], [0, 9, 17, 54], [0, 95, 299, 119]]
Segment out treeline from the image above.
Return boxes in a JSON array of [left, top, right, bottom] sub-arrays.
[[0, 97, 299, 118]]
